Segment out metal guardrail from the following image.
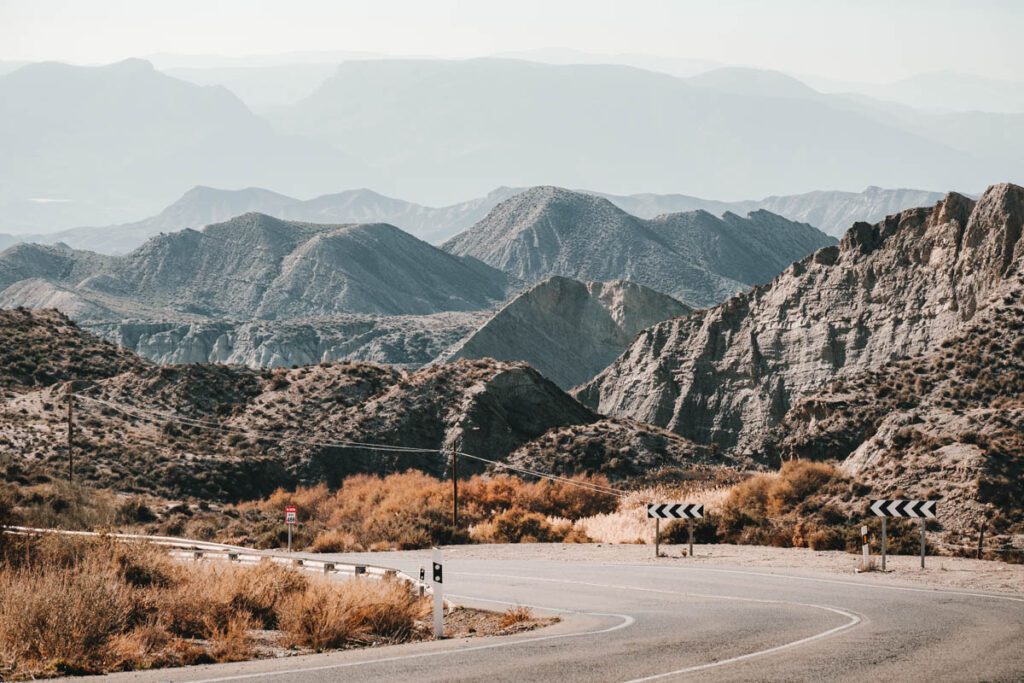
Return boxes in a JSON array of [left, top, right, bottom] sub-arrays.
[[2, 526, 429, 593]]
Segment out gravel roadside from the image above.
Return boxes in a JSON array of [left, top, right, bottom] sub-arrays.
[[428, 542, 1024, 595]]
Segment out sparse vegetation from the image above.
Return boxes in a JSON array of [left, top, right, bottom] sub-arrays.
[[0, 535, 430, 679]]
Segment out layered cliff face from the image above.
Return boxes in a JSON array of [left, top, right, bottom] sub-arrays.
[[577, 184, 1024, 456], [86, 313, 487, 368], [443, 277, 690, 388], [764, 268, 1024, 535]]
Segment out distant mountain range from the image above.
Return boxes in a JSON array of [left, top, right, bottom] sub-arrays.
[[1, 57, 1020, 232], [0, 213, 511, 319], [0, 184, 939, 254], [443, 187, 835, 307], [0, 187, 836, 384], [0, 59, 367, 231]]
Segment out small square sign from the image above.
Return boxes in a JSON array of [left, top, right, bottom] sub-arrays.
[[285, 505, 298, 525]]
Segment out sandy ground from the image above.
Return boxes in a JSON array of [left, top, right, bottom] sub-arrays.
[[430, 542, 1024, 595]]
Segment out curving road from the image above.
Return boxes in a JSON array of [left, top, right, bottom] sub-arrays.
[[85, 548, 1024, 682]]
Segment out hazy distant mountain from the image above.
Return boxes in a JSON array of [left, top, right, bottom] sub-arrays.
[[443, 186, 835, 307], [0, 59, 368, 231], [856, 72, 1024, 114], [7, 182, 940, 254], [0, 213, 510, 319], [601, 186, 947, 238], [34, 186, 300, 253], [275, 58, 1001, 205], [444, 276, 691, 388], [163, 64, 339, 111], [491, 48, 722, 78], [10, 186, 522, 254]]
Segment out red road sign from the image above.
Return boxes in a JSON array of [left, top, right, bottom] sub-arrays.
[[285, 505, 297, 524]]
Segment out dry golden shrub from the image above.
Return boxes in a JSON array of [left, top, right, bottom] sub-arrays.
[[278, 577, 429, 650], [498, 606, 534, 628], [0, 557, 131, 676]]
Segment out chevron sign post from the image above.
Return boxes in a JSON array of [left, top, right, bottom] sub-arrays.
[[870, 499, 938, 570], [648, 503, 704, 558]]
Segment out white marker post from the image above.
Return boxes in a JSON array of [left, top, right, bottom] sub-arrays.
[[861, 525, 869, 565], [431, 547, 444, 639]]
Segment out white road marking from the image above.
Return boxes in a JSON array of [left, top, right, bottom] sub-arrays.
[[454, 571, 862, 680]]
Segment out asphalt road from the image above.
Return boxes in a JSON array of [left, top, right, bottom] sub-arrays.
[[88, 548, 1024, 682]]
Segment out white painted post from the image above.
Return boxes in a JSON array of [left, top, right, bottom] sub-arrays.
[[654, 518, 660, 557], [688, 519, 694, 558], [920, 519, 926, 569], [432, 547, 444, 638], [419, 565, 425, 597], [881, 517, 887, 571], [287, 523, 292, 553], [861, 525, 869, 565]]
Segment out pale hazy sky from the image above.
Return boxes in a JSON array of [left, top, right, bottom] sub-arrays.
[[1, 0, 1020, 83]]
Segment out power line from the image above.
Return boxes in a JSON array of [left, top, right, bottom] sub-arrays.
[[73, 393, 626, 497]]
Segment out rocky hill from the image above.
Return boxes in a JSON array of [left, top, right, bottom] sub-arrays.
[[0, 311, 727, 499], [443, 277, 690, 388], [0, 307, 148, 394], [443, 187, 835, 307], [0, 213, 510, 319], [577, 183, 1024, 457]]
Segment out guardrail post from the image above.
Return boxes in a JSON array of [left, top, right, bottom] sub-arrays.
[[355, 565, 366, 578], [292, 559, 304, 567], [193, 551, 203, 561], [227, 552, 239, 562], [323, 562, 335, 575]]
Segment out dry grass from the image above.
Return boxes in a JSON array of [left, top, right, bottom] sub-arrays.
[[498, 606, 534, 629], [0, 537, 429, 679], [216, 471, 618, 551], [278, 578, 429, 650]]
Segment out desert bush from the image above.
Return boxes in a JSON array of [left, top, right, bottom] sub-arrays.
[[0, 537, 431, 677], [470, 507, 567, 543], [0, 557, 132, 676], [716, 461, 848, 548], [278, 577, 427, 650]]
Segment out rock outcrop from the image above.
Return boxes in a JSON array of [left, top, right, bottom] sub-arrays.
[[87, 312, 487, 368], [443, 277, 690, 388], [577, 183, 1024, 456], [443, 186, 835, 307]]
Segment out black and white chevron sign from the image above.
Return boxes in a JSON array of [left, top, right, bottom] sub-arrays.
[[647, 503, 703, 519], [869, 499, 937, 518]]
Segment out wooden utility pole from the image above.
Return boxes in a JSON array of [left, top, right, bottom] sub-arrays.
[[65, 383, 74, 482], [450, 449, 459, 531]]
